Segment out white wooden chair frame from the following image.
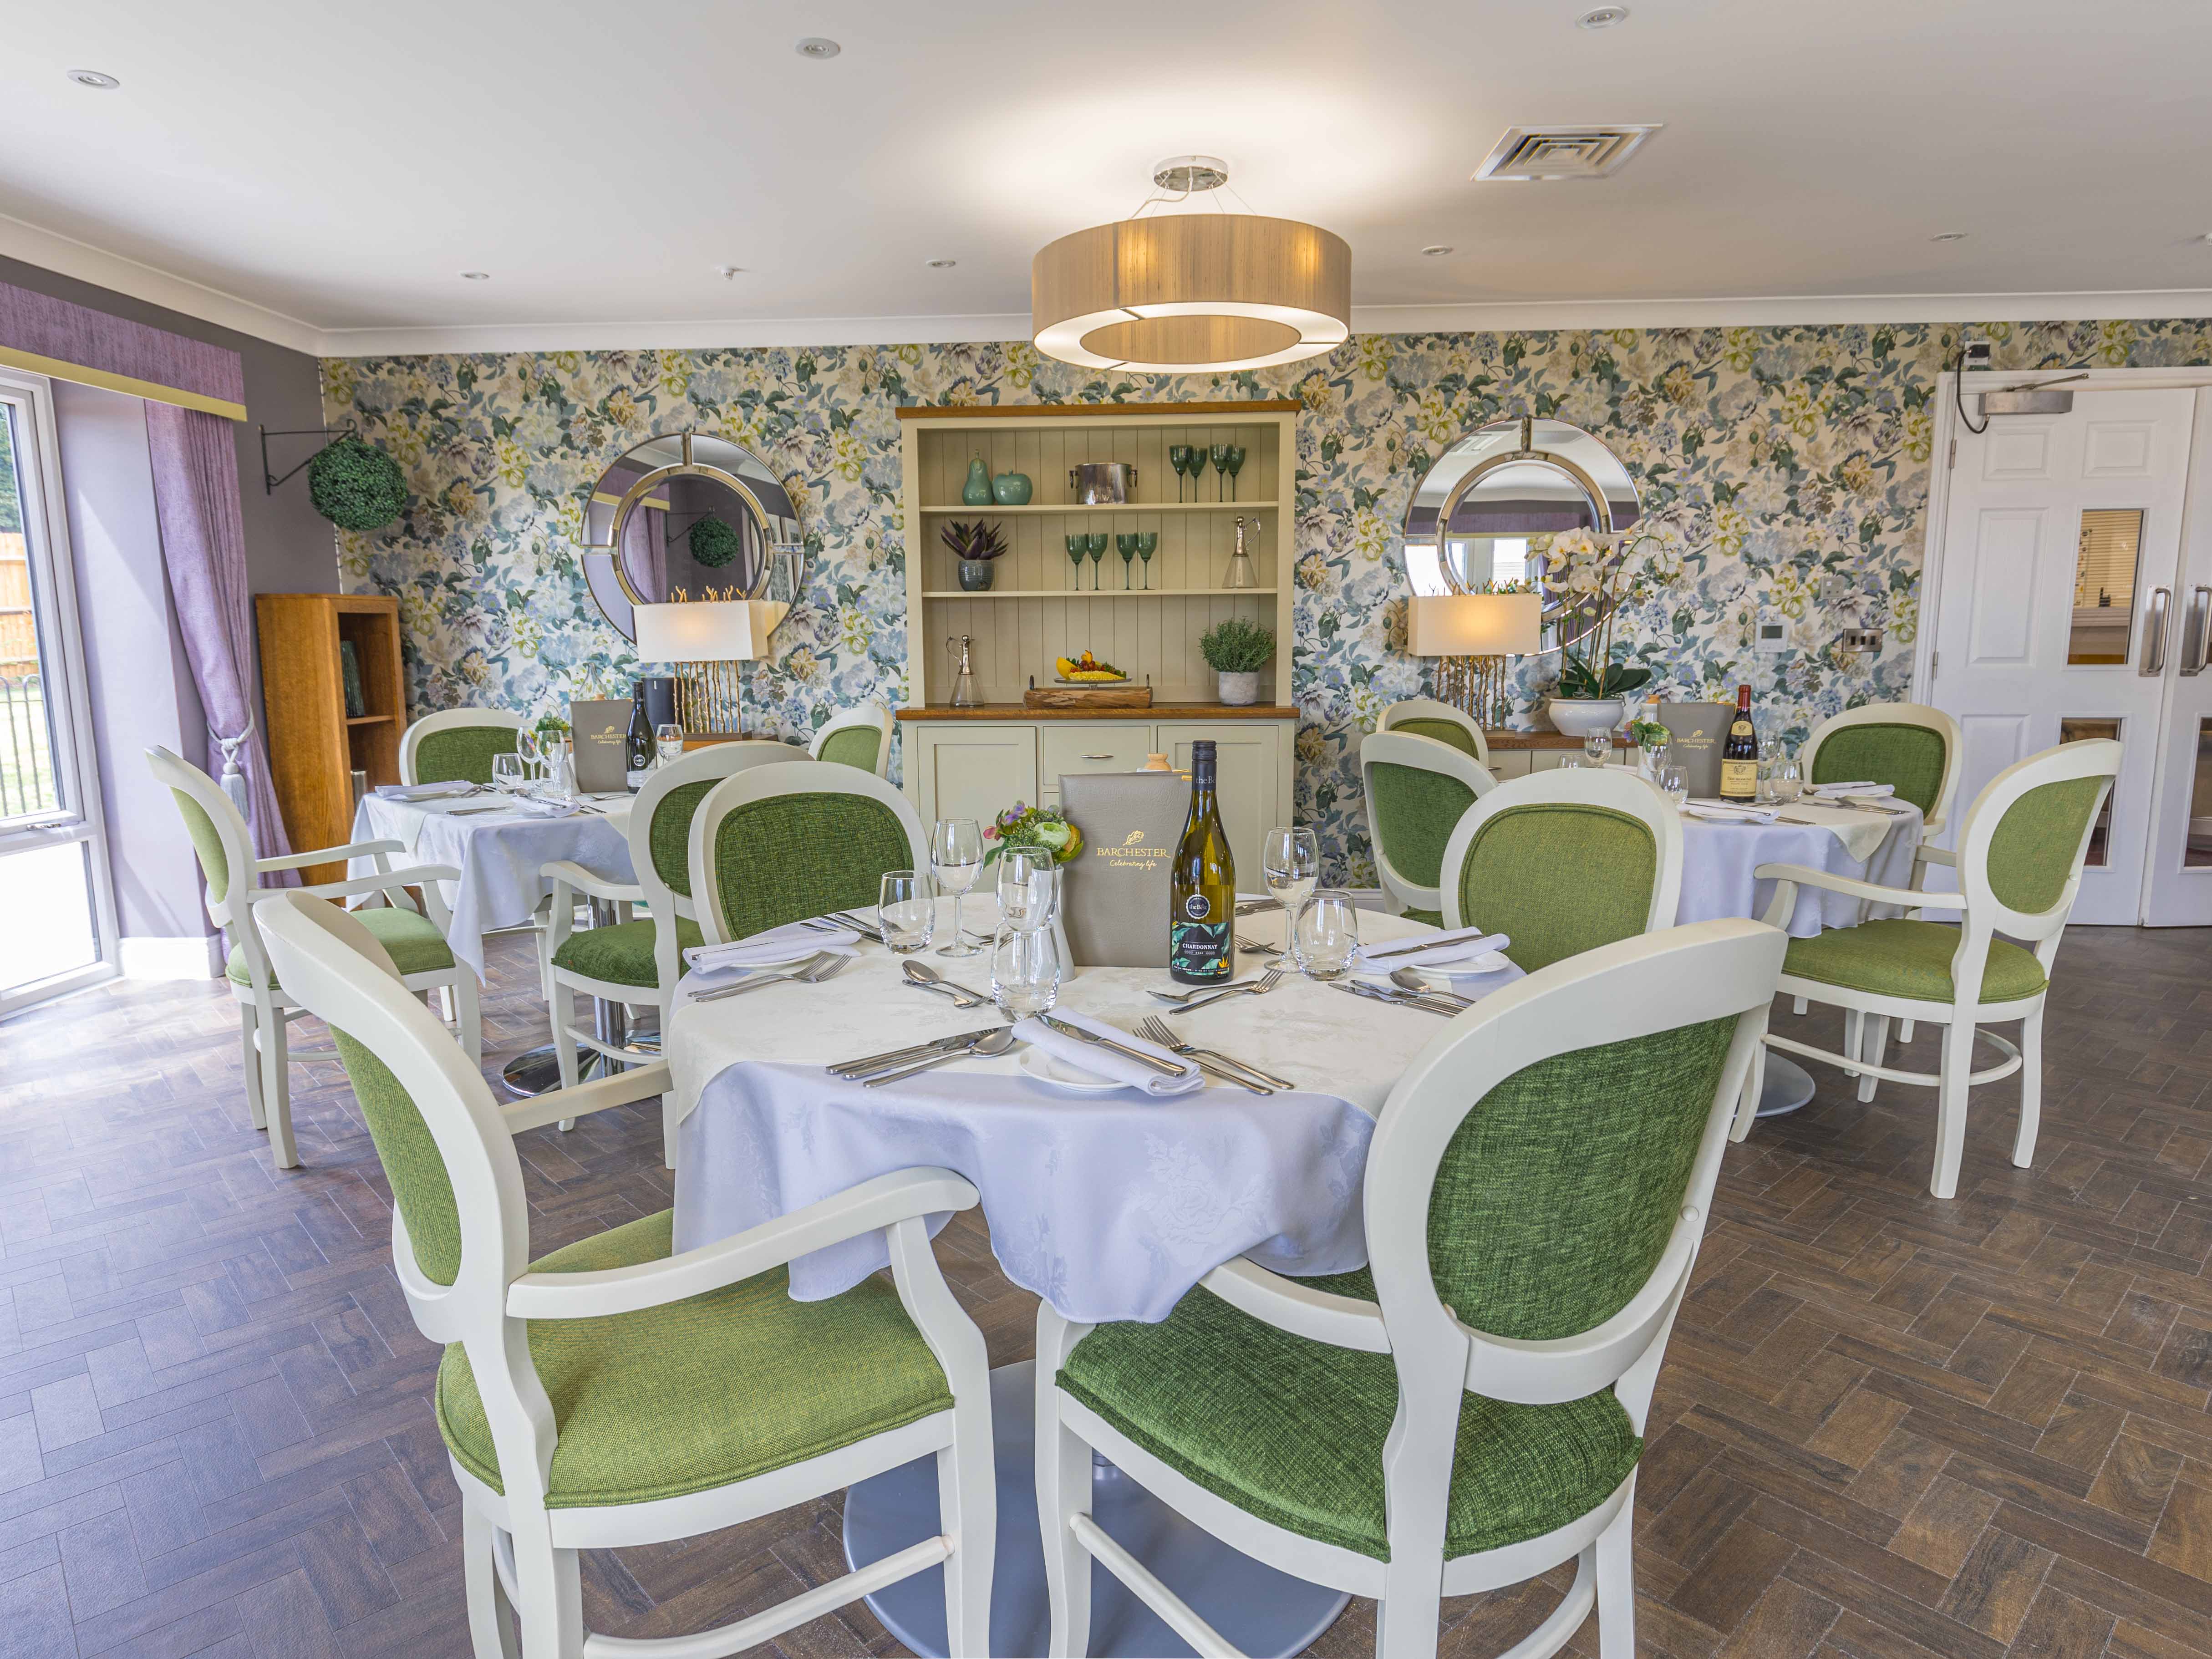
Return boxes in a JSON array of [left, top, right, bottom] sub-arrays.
[[1733, 739, 2120, 1200], [1438, 764, 1685, 936], [1034, 919, 1786, 1659], [688, 762, 929, 947], [254, 891, 996, 1659], [539, 744, 809, 1162], [147, 745, 480, 1170], [1379, 698, 1491, 768], [809, 701, 895, 777], [1358, 731, 1500, 916], [400, 707, 529, 785]]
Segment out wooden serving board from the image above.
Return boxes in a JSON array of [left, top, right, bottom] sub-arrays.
[[1024, 682, 1153, 709]]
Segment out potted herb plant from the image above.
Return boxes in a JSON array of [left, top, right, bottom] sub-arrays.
[[941, 520, 1007, 591], [1540, 530, 1652, 736], [1199, 616, 1275, 706]]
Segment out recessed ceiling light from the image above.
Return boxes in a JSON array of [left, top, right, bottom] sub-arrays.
[[460, 271, 491, 281], [1420, 245, 1454, 257], [795, 37, 841, 59], [1576, 7, 1629, 27], [925, 258, 958, 270], [714, 265, 745, 279], [1931, 231, 1969, 242], [67, 69, 120, 89]]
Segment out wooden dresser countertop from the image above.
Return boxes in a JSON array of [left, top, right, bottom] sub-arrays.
[[897, 702, 1298, 722], [1484, 729, 1640, 751]]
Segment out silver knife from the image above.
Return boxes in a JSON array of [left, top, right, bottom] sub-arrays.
[[1037, 1015, 1186, 1075], [828, 1027, 1000, 1077]]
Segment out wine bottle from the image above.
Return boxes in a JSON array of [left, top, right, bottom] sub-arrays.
[[1719, 683, 1759, 803], [1168, 740, 1236, 982], [624, 682, 654, 790]]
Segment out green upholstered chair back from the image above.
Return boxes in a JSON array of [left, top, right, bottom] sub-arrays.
[[819, 724, 883, 773], [1359, 730, 1496, 915], [412, 724, 520, 786], [171, 786, 232, 906], [651, 782, 719, 899], [1949, 739, 2121, 932], [1803, 703, 1963, 829], [1380, 698, 1490, 767], [1984, 777, 2108, 914], [688, 762, 929, 945], [1453, 803, 1658, 972], [147, 745, 255, 931], [329, 1026, 467, 1285], [1393, 718, 1480, 760]]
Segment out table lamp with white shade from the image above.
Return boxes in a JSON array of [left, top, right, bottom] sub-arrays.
[[634, 596, 788, 737], [1407, 591, 1542, 727]]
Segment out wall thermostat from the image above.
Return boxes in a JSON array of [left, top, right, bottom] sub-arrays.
[[1754, 614, 1791, 656]]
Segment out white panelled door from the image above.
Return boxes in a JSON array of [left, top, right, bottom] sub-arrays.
[[2141, 390, 2212, 925], [1930, 388, 2194, 924]]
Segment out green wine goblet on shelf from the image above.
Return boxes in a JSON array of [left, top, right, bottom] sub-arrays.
[[1085, 531, 1110, 591], [1223, 445, 1246, 501], [1208, 443, 1232, 501], [1167, 444, 1194, 502], [1064, 533, 1088, 591], [1136, 530, 1158, 589], [1116, 532, 1139, 589]]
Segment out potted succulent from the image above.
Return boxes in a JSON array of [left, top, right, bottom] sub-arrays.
[[1199, 616, 1276, 706], [1541, 530, 1651, 736], [941, 519, 1007, 591]]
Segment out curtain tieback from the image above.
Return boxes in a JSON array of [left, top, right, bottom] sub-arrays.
[[213, 718, 255, 819]]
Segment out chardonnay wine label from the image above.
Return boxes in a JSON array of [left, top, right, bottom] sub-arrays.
[[1719, 683, 1759, 803], [624, 683, 654, 790], [1168, 740, 1236, 982]]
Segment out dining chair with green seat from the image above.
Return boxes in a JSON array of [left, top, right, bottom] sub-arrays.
[[539, 743, 809, 1163], [1359, 730, 1499, 922], [148, 744, 478, 1169], [809, 701, 895, 777], [1378, 697, 1490, 767], [401, 707, 528, 785], [1035, 916, 1786, 1659], [251, 890, 997, 1659], [1437, 764, 1684, 973], [1735, 738, 2120, 1199], [688, 761, 928, 945]]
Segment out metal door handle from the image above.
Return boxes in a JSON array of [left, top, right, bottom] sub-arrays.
[[1082, 753, 1113, 761], [2186, 585, 2212, 677], [2142, 586, 2171, 676]]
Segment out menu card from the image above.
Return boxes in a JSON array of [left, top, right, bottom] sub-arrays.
[[570, 699, 631, 794], [1659, 702, 1733, 798], [1058, 772, 1187, 967]]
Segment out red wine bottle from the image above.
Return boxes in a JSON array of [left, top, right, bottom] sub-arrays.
[[1719, 684, 1759, 803]]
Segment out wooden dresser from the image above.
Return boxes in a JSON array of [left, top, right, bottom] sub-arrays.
[[254, 593, 405, 884]]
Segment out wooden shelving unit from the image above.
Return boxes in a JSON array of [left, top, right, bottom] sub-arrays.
[[254, 593, 406, 884]]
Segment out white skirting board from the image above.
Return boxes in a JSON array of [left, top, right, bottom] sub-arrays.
[[120, 934, 224, 979]]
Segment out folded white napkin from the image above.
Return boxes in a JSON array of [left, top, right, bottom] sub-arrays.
[[375, 780, 474, 801], [1685, 799, 1780, 824], [684, 920, 860, 978], [1354, 926, 1512, 971], [502, 795, 578, 818], [1810, 781, 1894, 799], [1015, 1010, 1203, 1096]]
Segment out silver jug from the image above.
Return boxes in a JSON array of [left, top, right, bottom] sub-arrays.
[[946, 635, 983, 708], [1068, 461, 1136, 505]]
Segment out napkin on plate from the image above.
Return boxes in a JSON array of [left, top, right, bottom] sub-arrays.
[[374, 780, 474, 801], [683, 920, 861, 977], [1014, 1010, 1203, 1097], [1354, 926, 1512, 972], [1809, 780, 1895, 799], [1684, 799, 1780, 824]]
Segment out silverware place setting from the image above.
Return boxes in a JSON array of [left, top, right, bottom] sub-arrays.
[[1388, 968, 1475, 1007], [861, 1027, 1017, 1087], [1164, 966, 1287, 1014], [826, 1025, 1007, 1079], [1133, 1017, 1287, 1094], [689, 952, 852, 1003], [1335, 980, 1462, 1017], [902, 959, 989, 1008], [1035, 1015, 1187, 1077]]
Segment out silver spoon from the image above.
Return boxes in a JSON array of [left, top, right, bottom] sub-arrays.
[[1391, 967, 1474, 1007], [903, 959, 988, 1008], [864, 1026, 1015, 1087]]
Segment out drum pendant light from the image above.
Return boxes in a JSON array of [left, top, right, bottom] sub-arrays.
[[1032, 156, 1351, 375]]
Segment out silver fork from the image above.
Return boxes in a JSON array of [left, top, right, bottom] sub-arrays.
[[1147, 974, 1262, 1004], [690, 952, 850, 1003], [1135, 1017, 1289, 1093], [1167, 966, 1286, 1014]]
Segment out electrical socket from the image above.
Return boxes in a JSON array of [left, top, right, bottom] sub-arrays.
[[1960, 337, 1993, 371], [1819, 573, 1852, 608]]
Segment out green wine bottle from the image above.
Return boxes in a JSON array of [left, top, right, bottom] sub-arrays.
[[1169, 740, 1236, 982]]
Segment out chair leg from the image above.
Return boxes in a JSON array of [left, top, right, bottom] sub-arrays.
[[1792, 995, 1807, 1016], [1375, 1559, 1446, 1659], [463, 1505, 522, 1659], [1593, 1480, 1637, 1659], [1932, 1021, 1976, 1199], [1037, 1373, 1093, 1658], [1730, 1038, 1767, 1143], [509, 1525, 584, 1659], [1900, 1018, 1917, 1043], [937, 1371, 997, 1659], [1841, 1008, 1864, 1078], [449, 972, 483, 1069], [260, 1001, 299, 1170], [1857, 1016, 1892, 1104], [2014, 1009, 2044, 1169], [550, 979, 581, 1096], [238, 1003, 267, 1130]]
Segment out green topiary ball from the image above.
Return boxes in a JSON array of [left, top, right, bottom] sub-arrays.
[[689, 515, 741, 569], [307, 436, 409, 532]]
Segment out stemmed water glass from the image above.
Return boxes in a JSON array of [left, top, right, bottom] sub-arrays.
[[1085, 532, 1109, 591], [1658, 765, 1689, 810], [1135, 530, 1157, 589], [1208, 443, 1232, 501], [654, 723, 684, 770], [997, 845, 1056, 932], [1065, 533, 1088, 591], [1262, 825, 1320, 931], [515, 728, 543, 784], [1116, 533, 1139, 589], [930, 818, 984, 957], [1223, 445, 1246, 501], [1168, 444, 1195, 502]]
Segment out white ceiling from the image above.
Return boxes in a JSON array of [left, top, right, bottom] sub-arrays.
[[5, 0, 2211, 358]]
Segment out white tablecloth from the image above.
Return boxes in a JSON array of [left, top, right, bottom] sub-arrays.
[[1677, 802, 1922, 936], [667, 900, 1462, 1325], [348, 793, 635, 979]]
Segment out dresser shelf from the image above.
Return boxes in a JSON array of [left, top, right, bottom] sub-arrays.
[[923, 501, 1269, 515], [920, 586, 1277, 600]]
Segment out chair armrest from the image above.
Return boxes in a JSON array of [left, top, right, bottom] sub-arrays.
[[503, 1061, 672, 1134], [541, 860, 644, 905], [505, 1166, 981, 1320], [283, 864, 463, 903], [1198, 1257, 1389, 1354], [1915, 845, 1957, 868], [1754, 861, 1966, 913], [257, 839, 404, 871]]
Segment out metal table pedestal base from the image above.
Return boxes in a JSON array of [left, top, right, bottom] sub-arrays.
[[844, 1361, 1350, 1659], [1755, 1054, 1819, 1118]]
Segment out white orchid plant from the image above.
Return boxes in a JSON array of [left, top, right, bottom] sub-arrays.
[[1545, 529, 1654, 702]]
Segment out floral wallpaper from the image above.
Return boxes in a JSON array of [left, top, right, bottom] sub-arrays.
[[323, 316, 2212, 884]]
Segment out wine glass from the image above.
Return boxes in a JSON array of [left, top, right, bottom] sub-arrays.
[[1291, 891, 1360, 981], [1583, 728, 1612, 768], [491, 752, 524, 793], [990, 925, 1062, 1020], [654, 723, 684, 770], [1223, 445, 1246, 501], [1116, 532, 1139, 589], [1208, 443, 1231, 500], [1168, 444, 1194, 502], [515, 727, 542, 783], [997, 845, 1056, 932], [1065, 533, 1088, 590], [1136, 531, 1157, 589], [930, 818, 985, 957], [1658, 765, 1689, 810], [1261, 825, 1320, 931], [879, 870, 934, 953], [1085, 532, 1109, 591]]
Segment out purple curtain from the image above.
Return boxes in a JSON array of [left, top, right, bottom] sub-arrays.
[[623, 501, 666, 603], [144, 402, 296, 874], [0, 280, 246, 412]]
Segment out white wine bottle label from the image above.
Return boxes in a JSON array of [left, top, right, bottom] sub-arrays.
[[1169, 919, 1231, 978]]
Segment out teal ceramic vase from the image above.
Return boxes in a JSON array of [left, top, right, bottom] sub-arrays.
[[961, 458, 993, 506], [992, 470, 1033, 505], [957, 559, 996, 591]]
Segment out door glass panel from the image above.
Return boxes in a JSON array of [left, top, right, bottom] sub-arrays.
[[0, 406, 61, 821], [0, 838, 97, 996], [2059, 718, 2121, 866], [2187, 719, 2212, 870], [2068, 509, 2143, 665]]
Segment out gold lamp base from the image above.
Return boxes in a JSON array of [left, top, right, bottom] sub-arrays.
[[1433, 655, 1511, 728]]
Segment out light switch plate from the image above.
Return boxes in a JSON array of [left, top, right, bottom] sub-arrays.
[[1837, 627, 1885, 654], [1754, 614, 1791, 655]]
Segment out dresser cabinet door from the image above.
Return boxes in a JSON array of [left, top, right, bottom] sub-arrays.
[[1040, 724, 1157, 799], [911, 727, 1038, 829], [1155, 722, 1284, 885]]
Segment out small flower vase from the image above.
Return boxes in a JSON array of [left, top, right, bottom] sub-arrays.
[[957, 559, 996, 592], [961, 458, 993, 506], [992, 471, 1033, 505], [1217, 670, 1260, 706]]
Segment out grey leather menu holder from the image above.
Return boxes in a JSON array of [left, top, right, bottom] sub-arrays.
[[570, 699, 631, 794], [1659, 702, 1733, 799], [1058, 772, 1187, 968]]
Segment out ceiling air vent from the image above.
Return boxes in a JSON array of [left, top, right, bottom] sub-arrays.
[[1473, 124, 1661, 181]]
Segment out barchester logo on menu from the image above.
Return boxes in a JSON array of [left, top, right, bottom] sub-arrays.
[[1097, 828, 1170, 869]]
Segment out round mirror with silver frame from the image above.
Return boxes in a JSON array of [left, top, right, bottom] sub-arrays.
[[1402, 415, 1641, 656], [581, 432, 807, 642]]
